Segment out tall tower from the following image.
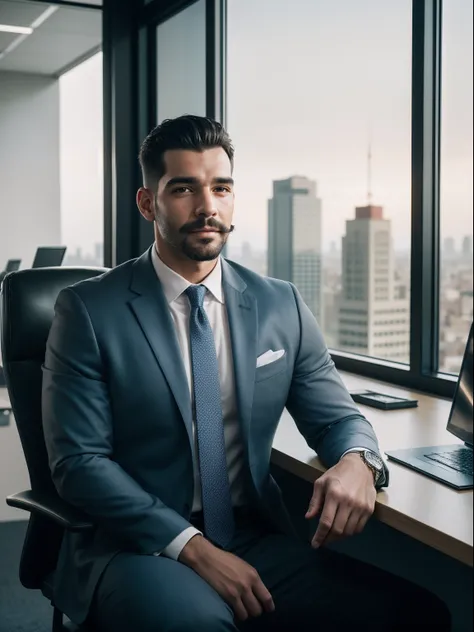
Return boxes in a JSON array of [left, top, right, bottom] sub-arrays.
[[339, 204, 410, 362], [267, 176, 323, 325], [462, 235, 473, 259]]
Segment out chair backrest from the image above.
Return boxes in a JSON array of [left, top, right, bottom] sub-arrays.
[[1, 267, 107, 587]]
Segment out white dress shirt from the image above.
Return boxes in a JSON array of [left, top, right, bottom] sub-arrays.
[[151, 246, 248, 560]]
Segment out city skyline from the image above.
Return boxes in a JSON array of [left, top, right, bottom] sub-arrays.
[[226, 0, 472, 255]]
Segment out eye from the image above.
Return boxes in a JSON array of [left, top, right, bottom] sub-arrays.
[[172, 187, 191, 194], [214, 186, 231, 193]]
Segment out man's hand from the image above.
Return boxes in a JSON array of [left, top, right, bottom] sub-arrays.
[[178, 535, 275, 622], [305, 452, 377, 548]]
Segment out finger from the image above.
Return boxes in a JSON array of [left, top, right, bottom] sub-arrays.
[[232, 597, 249, 622], [311, 495, 338, 548], [342, 508, 362, 537], [331, 504, 352, 540], [354, 510, 371, 535], [315, 504, 351, 548], [305, 481, 324, 519], [242, 588, 263, 619], [253, 578, 275, 614], [323, 508, 359, 546]]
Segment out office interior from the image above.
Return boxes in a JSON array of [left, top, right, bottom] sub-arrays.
[[0, 0, 472, 630]]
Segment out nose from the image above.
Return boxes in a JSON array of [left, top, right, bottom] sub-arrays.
[[194, 188, 217, 218]]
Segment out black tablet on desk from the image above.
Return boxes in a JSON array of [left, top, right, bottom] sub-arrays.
[[350, 390, 418, 410]]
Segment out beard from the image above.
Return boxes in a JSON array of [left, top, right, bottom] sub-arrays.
[[181, 234, 226, 261], [154, 202, 234, 262]]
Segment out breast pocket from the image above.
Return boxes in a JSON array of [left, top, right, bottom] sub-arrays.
[[255, 352, 288, 382]]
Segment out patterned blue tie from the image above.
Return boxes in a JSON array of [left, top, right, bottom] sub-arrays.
[[185, 284, 235, 548]]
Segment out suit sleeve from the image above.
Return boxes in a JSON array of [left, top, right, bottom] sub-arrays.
[[285, 283, 389, 485], [42, 287, 194, 554]]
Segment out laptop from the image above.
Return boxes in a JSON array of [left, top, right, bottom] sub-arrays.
[[32, 246, 66, 268], [5, 259, 21, 272], [385, 323, 473, 490]]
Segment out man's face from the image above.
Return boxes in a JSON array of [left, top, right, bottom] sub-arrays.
[[153, 147, 235, 261]]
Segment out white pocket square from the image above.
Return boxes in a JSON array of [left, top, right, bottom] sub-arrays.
[[256, 349, 285, 368]]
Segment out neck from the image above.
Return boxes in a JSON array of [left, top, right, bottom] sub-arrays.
[[154, 242, 218, 284]]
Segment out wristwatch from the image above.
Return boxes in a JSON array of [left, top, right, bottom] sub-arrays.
[[358, 449, 386, 488]]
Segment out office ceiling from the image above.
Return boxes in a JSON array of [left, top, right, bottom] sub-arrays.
[[0, 0, 101, 76]]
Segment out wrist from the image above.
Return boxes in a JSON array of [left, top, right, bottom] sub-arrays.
[[341, 452, 376, 483], [178, 534, 210, 567]]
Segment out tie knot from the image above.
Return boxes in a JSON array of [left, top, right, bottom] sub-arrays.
[[185, 284, 207, 309]]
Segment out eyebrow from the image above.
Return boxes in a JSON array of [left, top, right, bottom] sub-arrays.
[[165, 176, 234, 189]]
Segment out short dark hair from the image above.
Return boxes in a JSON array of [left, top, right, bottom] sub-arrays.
[[139, 114, 234, 188]]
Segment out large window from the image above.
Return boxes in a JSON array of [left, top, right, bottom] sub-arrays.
[[439, 0, 473, 375], [99, 0, 470, 396], [226, 0, 412, 364], [60, 52, 104, 267]]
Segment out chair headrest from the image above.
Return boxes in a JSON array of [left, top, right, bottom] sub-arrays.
[[1, 267, 108, 363]]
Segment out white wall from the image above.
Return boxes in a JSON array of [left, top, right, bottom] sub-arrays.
[[0, 73, 60, 519], [0, 72, 61, 269]]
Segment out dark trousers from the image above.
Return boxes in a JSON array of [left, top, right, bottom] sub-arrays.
[[90, 508, 452, 632]]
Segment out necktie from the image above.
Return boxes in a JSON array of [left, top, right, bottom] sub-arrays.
[[185, 285, 235, 547]]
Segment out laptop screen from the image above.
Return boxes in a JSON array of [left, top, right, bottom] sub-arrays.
[[5, 259, 21, 272], [32, 247, 66, 268], [447, 323, 473, 447]]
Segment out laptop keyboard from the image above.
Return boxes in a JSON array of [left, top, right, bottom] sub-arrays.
[[425, 448, 473, 475]]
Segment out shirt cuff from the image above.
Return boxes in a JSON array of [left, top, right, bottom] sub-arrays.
[[153, 527, 203, 561], [339, 446, 369, 460]]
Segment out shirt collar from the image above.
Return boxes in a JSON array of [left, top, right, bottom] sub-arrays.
[[151, 245, 224, 305]]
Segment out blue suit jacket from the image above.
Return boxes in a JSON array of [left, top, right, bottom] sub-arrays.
[[42, 247, 387, 623]]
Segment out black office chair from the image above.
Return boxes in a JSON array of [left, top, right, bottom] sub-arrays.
[[1, 267, 108, 632]]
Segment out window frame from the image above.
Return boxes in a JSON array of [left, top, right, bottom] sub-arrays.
[[105, 0, 224, 258]]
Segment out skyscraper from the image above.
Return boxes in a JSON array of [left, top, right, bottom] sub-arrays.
[[444, 237, 456, 258], [339, 204, 410, 363], [267, 176, 323, 325], [462, 235, 473, 259]]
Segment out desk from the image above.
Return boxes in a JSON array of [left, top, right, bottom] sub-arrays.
[[272, 371, 473, 567]]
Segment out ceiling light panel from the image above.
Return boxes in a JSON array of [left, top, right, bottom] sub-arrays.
[[0, 23, 32, 34], [0, 1, 47, 28]]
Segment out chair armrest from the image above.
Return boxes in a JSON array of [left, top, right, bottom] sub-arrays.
[[6, 489, 94, 532]]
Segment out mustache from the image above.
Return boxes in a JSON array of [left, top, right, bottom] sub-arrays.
[[180, 217, 235, 234]]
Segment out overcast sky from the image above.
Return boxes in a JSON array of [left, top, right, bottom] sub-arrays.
[[60, 0, 473, 258], [60, 51, 103, 258]]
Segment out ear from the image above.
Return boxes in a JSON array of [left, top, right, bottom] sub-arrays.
[[136, 187, 155, 222]]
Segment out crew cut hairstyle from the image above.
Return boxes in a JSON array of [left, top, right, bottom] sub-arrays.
[[139, 114, 234, 189]]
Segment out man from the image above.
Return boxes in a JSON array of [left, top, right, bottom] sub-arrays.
[[42, 115, 451, 631]]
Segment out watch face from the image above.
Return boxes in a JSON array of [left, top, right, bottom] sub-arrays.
[[365, 450, 383, 471]]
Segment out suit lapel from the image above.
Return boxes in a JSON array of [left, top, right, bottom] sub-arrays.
[[128, 249, 194, 450], [222, 260, 258, 452]]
